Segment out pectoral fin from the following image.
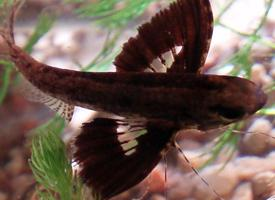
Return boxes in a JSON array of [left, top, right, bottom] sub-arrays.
[[74, 118, 176, 199]]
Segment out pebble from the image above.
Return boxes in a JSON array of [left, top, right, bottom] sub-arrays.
[[5, 148, 26, 176], [150, 194, 166, 200], [253, 63, 273, 84], [192, 163, 239, 199], [166, 172, 193, 199], [10, 174, 34, 200], [177, 150, 211, 170], [268, 129, 275, 148], [234, 153, 275, 180], [251, 171, 275, 199], [231, 182, 253, 200], [241, 118, 272, 155]]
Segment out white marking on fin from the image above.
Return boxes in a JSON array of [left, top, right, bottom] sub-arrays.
[[125, 149, 136, 156], [174, 45, 182, 54], [148, 46, 183, 73], [19, 77, 74, 122], [121, 140, 138, 151], [116, 120, 147, 156], [118, 129, 147, 143], [144, 68, 154, 72], [150, 58, 167, 72], [161, 50, 174, 69]]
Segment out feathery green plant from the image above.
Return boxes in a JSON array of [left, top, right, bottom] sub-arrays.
[[82, 29, 122, 72], [0, 0, 13, 6], [24, 10, 56, 53], [67, 0, 156, 28], [30, 116, 83, 200]]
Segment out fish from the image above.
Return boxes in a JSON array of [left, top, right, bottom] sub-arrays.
[[0, 0, 267, 199]]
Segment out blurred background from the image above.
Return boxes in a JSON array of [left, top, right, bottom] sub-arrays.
[[0, 0, 274, 199]]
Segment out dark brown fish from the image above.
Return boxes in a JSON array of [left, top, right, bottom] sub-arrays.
[[1, 0, 267, 199]]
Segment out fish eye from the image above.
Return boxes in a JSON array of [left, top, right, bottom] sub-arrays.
[[210, 105, 245, 120]]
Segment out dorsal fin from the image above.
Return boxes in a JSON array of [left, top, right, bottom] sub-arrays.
[[114, 0, 213, 74]]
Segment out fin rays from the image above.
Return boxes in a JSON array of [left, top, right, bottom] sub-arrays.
[[114, 0, 213, 74], [74, 118, 176, 199], [19, 77, 74, 121]]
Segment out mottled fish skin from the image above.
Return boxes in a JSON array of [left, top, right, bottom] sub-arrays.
[[4, 44, 267, 129]]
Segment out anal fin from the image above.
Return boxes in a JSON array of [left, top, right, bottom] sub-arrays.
[[19, 76, 74, 122]]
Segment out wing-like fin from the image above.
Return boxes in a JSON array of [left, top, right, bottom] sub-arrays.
[[114, 0, 213, 74], [74, 118, 176, 199], [20, 77, 74, 122]]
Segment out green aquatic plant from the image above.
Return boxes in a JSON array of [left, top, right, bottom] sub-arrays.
[[203, 0, 275, 166], [24, 10, 56, 53], [0, 60, 13, 104], [30, 116, 83, 200], [66, 0, 156, 28]]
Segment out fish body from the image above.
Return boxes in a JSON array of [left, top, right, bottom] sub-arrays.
[[6, 44, 266, 129]]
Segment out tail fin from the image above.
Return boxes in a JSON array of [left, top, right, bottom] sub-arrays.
[[0, 1, 75, 122], [0, 0, 23, 56]]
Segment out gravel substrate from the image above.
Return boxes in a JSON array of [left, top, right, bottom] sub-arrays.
[[0, 0, 274, 200]]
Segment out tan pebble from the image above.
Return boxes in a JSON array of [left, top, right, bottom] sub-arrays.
[[0, 192, 8, 200], [72, 29, 88, 45], [231, 182, 252, 200], [247, 118, 272, 135], [267, 129, 275, 148], [150, 194, 166, 200], [251, 171, 275, 200], [234, 155, 275, 180], [261, 74, 274, 88], [234, 156, 264, 179], [176, 138, 202, 150], [177, 150, 211, 170], [251, 64, 267, 85], [166, 172, 193, 199], [10, 175, 34, 200], [241, 118, 272, 155], [192, 163, 238, 200], [5, 148, 26, 175]]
